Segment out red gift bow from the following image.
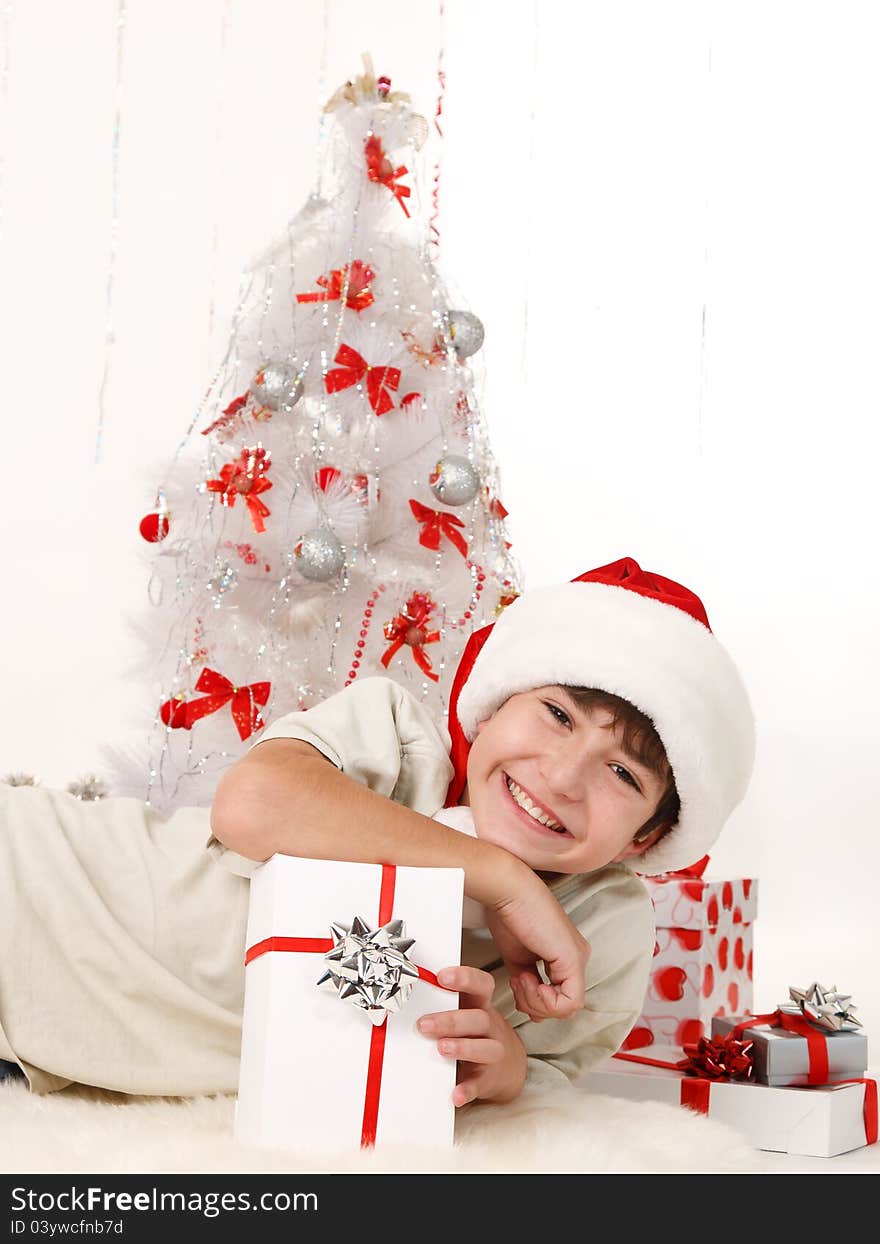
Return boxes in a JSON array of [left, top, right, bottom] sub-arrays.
[[205, 447, 273, 533], [642, 853, 712, 902], [325, 343, 401, 416], [181, 667, 271, 741], [295, 260, 375, 312], [364, 134, 411, 217], [409, 499, 469, 559], [613, 1013, 879, 1144], [381, 591, 441, 682], [681, 1033, 755, 1081], [244, 863, 452, 1148]]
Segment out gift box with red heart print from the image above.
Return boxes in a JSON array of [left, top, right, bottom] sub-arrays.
[[622, 856, 758, 1050]]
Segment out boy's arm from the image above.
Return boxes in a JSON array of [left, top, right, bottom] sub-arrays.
[[211, 737, 526, 909], [211, 738, 592, 1018]]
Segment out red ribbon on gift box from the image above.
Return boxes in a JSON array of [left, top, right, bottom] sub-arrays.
[[244, 864, 452, 1148], [613, 1015, 879, 1145], [666, 855, 711, 880]]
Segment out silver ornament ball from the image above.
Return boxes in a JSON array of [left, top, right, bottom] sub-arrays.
[[296, 526, 345, 581], [446, 310, 484, 359], [253, 362, 304, 412], [429, 455, 480, 506]]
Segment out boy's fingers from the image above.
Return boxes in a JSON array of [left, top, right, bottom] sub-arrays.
[[544, 960, 585, 1011], [535, 982, 577, 1020], [437, 965, 495, 1007], [452, 1081, 479, 1108], [417, 1009, 491, 1037], [514, 971, 549, 1021], [437, 1037, 504, 1065], [513, 971, 585, 1022]]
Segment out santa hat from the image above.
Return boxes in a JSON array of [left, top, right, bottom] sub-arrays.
[[444, 556, 755, 876]]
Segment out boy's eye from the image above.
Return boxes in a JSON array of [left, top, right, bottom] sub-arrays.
[[544, 701, 571, 727], [544, 701, 641, 792], [610, 763, 640, 791]]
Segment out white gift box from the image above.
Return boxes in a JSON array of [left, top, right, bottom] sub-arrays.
[[235, 855, 464, 1153], [577, 1047, 877, 1158]]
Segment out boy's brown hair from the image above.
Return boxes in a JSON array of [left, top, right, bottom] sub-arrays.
[[565, 686, 680, 843]]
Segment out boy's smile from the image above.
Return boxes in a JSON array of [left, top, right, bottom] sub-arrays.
[[460, 685, 668, 875], [500, 771, 573, 837]]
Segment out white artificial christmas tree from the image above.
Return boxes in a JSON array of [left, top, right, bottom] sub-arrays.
[[122, 56, 522, 812]]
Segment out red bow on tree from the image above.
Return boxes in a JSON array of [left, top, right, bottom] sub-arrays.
[[296, 260, 376, 313], [160, 668, 271, 741], [409, 499, 468, 559], [325, 343, 400, 415], [381, 592, 441, 682], [364, 135, 411, 217], [205, 446, 273, 533]]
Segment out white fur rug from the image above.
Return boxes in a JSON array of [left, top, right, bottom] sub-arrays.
[[0, 1075, 772, 1175]]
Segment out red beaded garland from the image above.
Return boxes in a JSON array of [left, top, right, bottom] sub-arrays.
[[344, 586, 383, 686], [444, 561, 485, 629]]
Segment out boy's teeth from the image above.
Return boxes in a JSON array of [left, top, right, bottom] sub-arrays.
[[506, 775, 564, 832]]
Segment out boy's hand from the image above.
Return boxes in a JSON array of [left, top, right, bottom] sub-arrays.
[[486, 879, 591, 1021], [418, 966, 527, 1107]]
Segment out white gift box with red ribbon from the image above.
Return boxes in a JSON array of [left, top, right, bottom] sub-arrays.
[[626, 859, 758, 1049], [577, 1046, 878, 1158], [234, 855, 464, 1153]]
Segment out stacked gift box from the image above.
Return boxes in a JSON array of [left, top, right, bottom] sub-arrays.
[[624, 856, 758, 1050], [580, 984, 876, 1158]]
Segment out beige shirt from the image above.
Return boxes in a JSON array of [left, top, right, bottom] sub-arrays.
[[0, 676, 654, 1097], [208, 675, 657, 1092]]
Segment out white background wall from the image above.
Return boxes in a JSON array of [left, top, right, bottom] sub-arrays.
[[2, 1, 878, 1035]]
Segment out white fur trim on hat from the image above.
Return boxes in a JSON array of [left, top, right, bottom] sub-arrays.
[[455, 581, 755, 874]]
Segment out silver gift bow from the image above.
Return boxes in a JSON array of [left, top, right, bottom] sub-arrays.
[[781, 981, 862, 1032], [316, 916, 420, 1026]]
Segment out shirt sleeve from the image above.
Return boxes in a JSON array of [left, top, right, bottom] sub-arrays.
[[205, 676, 455, 876], [490, 866, 656, 1090]]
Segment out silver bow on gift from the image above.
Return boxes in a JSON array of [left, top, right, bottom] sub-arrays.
[[316, 916, 420, 1025], [781, 982, 862, 1032]]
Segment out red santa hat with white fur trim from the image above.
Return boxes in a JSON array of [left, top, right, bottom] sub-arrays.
[[444, 556, 756, 876]]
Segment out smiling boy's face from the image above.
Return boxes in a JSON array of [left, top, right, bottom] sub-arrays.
[[461, 685, 670, 875]]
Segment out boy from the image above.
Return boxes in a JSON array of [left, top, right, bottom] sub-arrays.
[[0, 557, 754, 1105], [209, 556, 755, 1107]]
